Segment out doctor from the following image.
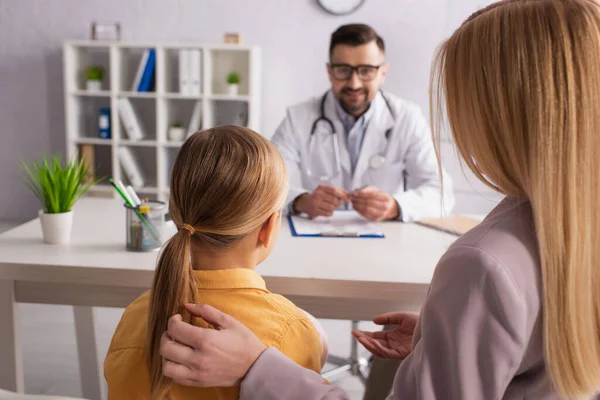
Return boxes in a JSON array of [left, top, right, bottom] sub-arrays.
[[272, 23, 454, 221]]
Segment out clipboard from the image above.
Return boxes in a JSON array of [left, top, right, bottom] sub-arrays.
[[288, 211, 385, 238], [415, 215, 482, 236]]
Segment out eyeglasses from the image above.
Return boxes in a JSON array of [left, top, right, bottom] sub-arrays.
[[329, 63, 383, 81]]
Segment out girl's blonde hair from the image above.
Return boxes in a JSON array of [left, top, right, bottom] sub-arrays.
[[431, 0, 600, 398], [146, 125, 288, 399]]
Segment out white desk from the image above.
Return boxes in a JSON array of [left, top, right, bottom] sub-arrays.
[[0, 197, 457, 398]]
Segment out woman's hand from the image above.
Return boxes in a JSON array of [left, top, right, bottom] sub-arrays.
[[160, 304, 267, 387], [352, 312, 419, 359]]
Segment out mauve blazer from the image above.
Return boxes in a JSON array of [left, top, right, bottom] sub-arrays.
[[239, 197, 599, 399]]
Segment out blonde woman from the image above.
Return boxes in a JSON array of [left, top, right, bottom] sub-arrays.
[[158, 1, 600, 399], [104, 126, 327, 400]]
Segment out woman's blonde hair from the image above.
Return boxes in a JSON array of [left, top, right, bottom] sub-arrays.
[[432, 0, 600, 397], [145, 125, 288, 399]]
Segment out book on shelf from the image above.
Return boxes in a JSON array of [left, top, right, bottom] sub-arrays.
[[179, 49, 201, 95], [117, 98, 146, 141], [187, 100, 202, 137], [98, 107, 111, 139], [132, 49, 156, 92], [80, 144, 96, 183], [118, 147, 145, 188]]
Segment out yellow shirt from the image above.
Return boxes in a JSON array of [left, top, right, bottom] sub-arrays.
[[104, 268, 323, 400]]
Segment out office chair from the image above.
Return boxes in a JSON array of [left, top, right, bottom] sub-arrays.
[[321, 320, 371, 384]]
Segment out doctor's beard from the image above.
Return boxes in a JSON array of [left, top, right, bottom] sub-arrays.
[[339, 87, 371, 116]]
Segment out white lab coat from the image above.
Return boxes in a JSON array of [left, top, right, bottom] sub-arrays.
[[271, 90, 454, 222]]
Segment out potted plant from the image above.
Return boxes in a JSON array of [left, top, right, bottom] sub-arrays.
[[19, 155, 103, 244], [86, 66, 104, 91], [227, 72, 240, 96], [167, 122, 186, 142]]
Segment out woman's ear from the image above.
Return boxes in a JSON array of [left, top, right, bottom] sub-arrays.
[[257, 212, 280, 248]]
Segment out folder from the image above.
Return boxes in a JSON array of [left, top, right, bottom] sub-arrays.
[[288, 211, 384, 238], [415, 215, 481, 236]]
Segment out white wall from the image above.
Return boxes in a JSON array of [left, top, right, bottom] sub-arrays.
[[0, 0, 501, 221]]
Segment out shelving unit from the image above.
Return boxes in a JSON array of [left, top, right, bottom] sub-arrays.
[[63, 40, 261, 202]]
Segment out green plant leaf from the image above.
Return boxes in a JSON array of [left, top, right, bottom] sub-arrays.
[[18, 153, 103, 214]]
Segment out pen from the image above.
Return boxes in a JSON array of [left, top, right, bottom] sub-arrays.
[[108, 178, 160, 240], [126, 185, 142, 206]]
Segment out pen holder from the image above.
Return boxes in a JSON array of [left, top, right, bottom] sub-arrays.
[[124, 201, 166, 252]]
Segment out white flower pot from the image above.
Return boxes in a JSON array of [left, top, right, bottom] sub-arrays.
[[227, 84, 239, 96], [168, 126, 186, 142], [39, 210, 73, 245], [86, 80, 102, 91]]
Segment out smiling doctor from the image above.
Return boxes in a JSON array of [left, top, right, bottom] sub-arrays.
[[272, 23, 454, 222]]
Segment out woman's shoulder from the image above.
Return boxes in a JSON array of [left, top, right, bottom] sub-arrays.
[[439, 197, 542, 313]]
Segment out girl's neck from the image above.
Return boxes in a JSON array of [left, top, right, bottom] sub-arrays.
[[190, 249, 256, 271]]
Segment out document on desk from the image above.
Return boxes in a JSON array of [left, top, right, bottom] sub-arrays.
[[289, 211, 384, 238]]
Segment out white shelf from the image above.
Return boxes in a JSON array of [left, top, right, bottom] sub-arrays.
[[164, 141, 184, 148], [64, 41, 261, 203], [163, 93, 203, 100], [74, 138, 112, 145], [208, 94, 250, 102], [119, 91, 157, 98], [119, 140, 158, 147], [69, 90, 111, 97]]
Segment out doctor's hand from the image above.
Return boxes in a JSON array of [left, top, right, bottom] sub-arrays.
[[294, 185, 349, 218], [352, 312, 419, 360], [350, 186, 400, 221], [160, 304, 266, 387]]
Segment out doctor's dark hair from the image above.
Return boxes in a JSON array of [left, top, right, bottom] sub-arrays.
[[329, 24, 385, 58], [431, 0, 600, 398], [146, 125, 288, 400]]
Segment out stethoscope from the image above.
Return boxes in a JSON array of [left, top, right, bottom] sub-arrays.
[[307, 90, 397, 182]]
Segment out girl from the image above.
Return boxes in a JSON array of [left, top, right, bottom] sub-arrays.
[[105, 126, 326, 399]]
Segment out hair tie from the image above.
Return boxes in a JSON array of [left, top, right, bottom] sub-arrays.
[[180, 223, 196, 236]]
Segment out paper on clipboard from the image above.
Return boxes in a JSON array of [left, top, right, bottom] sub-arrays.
[[289, 211, 384, 237]]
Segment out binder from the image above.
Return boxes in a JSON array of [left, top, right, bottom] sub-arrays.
[[179, 49, 190, 94], [117, 98, 146, 141], [118, 147, 145, 188], [137, 49, 156, 92], [288, 211, 385, 238], [132, 50, 150, 91], [189, 49, 202, 95]]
